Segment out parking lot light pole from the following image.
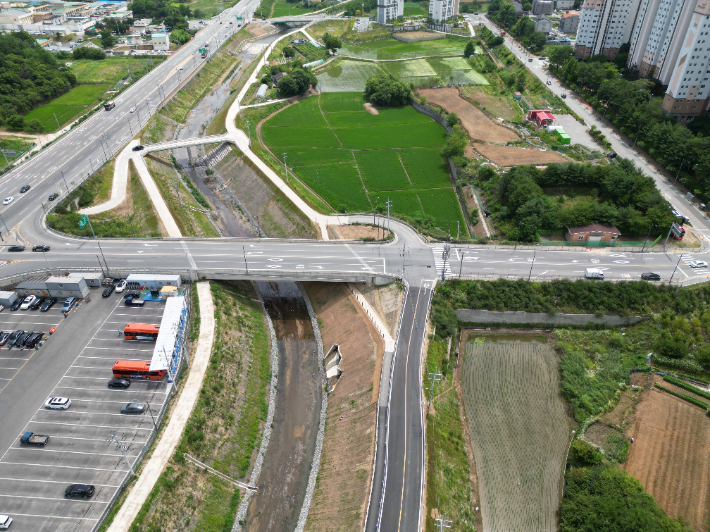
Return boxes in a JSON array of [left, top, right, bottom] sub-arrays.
[[42, 250, 53, 276], [135, 399, 157, 430]]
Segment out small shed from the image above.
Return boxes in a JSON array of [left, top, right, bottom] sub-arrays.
[[68, 271, 105, 287], [273, 71, 287, 84], [0, 291, 18, 306], [45, 276, 90, 298], [566, 223, 620, 244], [513, 91, 522, 101], [16, 276, 50, 297], [160, 286, 178, 299], [527, 109, 555, 127]]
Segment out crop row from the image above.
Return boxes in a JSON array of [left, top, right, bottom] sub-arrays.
[[662, 375, 710, 400], [652, 354, 706, 376], [654, 384, 709, 409]]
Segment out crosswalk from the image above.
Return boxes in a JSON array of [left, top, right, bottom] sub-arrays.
[[432, 248, 453, 277], [679, 253, 709, 276]]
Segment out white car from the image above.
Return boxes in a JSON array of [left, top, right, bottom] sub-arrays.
[[690, 260, 708, 268], [20, 295, 36, 310], [129, 107, 136, 113], [3, 197, 13, 205], [45, 397, 71, 410], [0, 515, 12, 529], [115, 279, 127, 293]]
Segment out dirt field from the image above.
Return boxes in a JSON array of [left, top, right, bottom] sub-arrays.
[[419, 88, 519, 144], [474, 143, 567, 166], [327, 224, 390, 240], [301, 283, 383, 532], [459, 86, 518, 121], [623, 379, 710, 532], [215, 149, 318, 239]]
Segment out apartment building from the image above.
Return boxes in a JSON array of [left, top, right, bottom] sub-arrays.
[[559, 12, 580, 31], [429, 0, 458, 22], [376, 0, 402, 23], [574, 0, 643, 58]]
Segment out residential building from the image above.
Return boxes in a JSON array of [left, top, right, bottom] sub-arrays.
[[133, 17, 150, 33], [574, 0, 643, 58], [377, 0, 402, 23], [513, 0, 524, 15], [559, 12, 579, 31], [535, 14, 553, 31], [151, 31, 169, 50], [429, 0, 458, 22], [533, 0, 554, 15], [527, 109, 556, 126], [556, 0, 575, 9]]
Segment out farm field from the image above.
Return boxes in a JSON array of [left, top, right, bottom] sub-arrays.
[[272, 0, 320, 16], [69, 56, 165, 85], [316, 60, 382, 92], [475, 144, 567, 166], [339, 37, 468, 60], [459, 85, 519, 120], [623, 376, 710, 532], [260, 92, 466, 231], [462, 336, 569, 532], [23, 84, 108, 132]]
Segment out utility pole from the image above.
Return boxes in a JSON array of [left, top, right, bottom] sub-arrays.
[[282, 151, 288, 182], [427, 371, 443, 414], [42, 250, 53, 276], [459, 250, 465, 277], [54, 112, 61, 132], [108, 431, 136, 476], [60, 170, 69, 194], [86, 214, 96, 238], [669, 254, 683, 285], [374, 196, 379, 226], [246, 119, 251, 146], [434, 514, 452, 532], [385, 197, 392, 233], [663, 224, 674, 251], [243, 245, 248, 274], [528, 250, 536, 281], [456, 220, 459, 241], [642, 223, 655, 253]]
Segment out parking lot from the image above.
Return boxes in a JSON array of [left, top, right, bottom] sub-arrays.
[[0, 290, 170, 531]]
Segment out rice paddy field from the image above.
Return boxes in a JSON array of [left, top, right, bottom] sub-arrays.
[[23, 84, 109, 132], [316, 60, 382, 92], [462, 336, 569, 532], [260, 92, 466, 230], [338, 37, 470, 60]]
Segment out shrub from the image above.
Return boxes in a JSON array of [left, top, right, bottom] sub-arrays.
[[72, 47, 106, 60], [569, 439, 602, 466], [654, 335, 688, 359], [655, 384, 709, 409], [696, 346, 710, 367]]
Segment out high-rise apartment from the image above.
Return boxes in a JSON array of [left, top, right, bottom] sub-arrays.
[[377, 0, 403, 23], [429, 0, 459, 22], [574, 0, 643, 58]]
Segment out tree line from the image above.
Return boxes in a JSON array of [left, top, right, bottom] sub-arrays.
[[486, 0, 548, 52]]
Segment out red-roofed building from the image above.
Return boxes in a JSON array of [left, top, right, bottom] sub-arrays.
[[527, 110, 555, 127], [566, 224, 620, 244]]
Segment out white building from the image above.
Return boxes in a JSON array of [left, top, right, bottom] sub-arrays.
[[574, 0, 642, 58], [429, 0, 458, 22], [151, 31, 169, 50], [377, 0, 403, 23], [0, 8, 34, 24], [133, 17, 151, 33]]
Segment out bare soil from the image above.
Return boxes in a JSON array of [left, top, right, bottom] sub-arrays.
[[419, 88, 519, 144], [474, 144, 567, 166], [464, 145, 481, 159], [327, 225, 390, 240], [301, 282, 383, 532], [363, 103, 379, 115], [215, 149, 318, 239], [460, 86, 518, 121], [245, 282, 322, 532], [623, 378, 710, 531]]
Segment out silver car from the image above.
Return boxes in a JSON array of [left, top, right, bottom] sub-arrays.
[[45, 397, 71, 410]]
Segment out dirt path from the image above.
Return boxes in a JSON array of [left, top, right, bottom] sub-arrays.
[[246, 282, 322, 532]]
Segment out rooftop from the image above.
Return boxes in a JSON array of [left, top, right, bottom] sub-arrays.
[[567, 224, 621, 234]]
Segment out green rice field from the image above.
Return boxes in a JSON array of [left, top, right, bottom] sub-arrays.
[[23, 84, 109, 132], [260, 92, 466, 231], [315, 60, 382, 92]]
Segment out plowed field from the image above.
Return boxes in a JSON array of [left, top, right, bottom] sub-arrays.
[[623, 382, 710, 531], [474, 144, 566, 166]]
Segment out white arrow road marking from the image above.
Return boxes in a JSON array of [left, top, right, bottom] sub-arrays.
[[267, 265, 281, 269], [296, 265, 304, 269], [137, 251, 144, 254], [268, 258, 283, 262], [613, 260, 630, 264], [610, 254, 627, 257], [591, 259, 600, 263], [464, 256, 479, 261], [144, 244, 157, 247]]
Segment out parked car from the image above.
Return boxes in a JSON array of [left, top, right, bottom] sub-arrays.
[[25, 332, 44, 348], [607, 152, 617, 159], [690, 261, 708, 268], [115, 279, 127, 293], [0, 305, 4, 313], [108, 377, 130, 389], [132, 145, 144, 152], [40, 297, 57, 312], [641, 272, 661, 281], [20, 432, 49, 446], [120, 403, 146, 414], [124, 290, 141, 299], [125, 295, 145, 307], [0, 332, 11, 346], [129, 106, 136, 113], [17, 331, 32, 345], [20, 296, 36, 310], [0, 514, 12, 529], [102, 285, 115, 297], [48, 193, 59, 201], [61, 297, 77, 312], [45, 397, 71, 410], [29, 297, 45, 310], [9, 300, 21, 311], [7, 330, 23, 345], [64, 484, 95, 499], [32, 245, 50, 252], [546, 80, 551, 85], [2, 197, 13, 205], [19, 185, 30, 193], [8, 246, 25, 252]]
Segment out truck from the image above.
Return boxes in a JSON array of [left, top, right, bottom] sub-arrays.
[[584, 268, 604, 280], [20, 431, 50, 446], [501, 30, 506, 36]]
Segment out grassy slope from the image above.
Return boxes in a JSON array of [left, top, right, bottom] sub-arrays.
[[70, 57, 166, 85], [24, 84, 108, 132]]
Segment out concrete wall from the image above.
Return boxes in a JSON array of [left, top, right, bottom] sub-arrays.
[[456, 309, 645, 326]]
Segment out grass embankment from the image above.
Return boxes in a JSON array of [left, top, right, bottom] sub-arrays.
[[127, 281, 271, 532], [424, 337, 476, 532], [70, 56, 166, 85], [46, 159, 163, 237], [0, 136, 34, 165], [24, 84, 108, 132], [307, 19, 350, 40]]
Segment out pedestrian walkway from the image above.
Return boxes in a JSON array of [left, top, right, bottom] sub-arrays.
[[432, 247, 453, 277], [106, 282, 215, 532]]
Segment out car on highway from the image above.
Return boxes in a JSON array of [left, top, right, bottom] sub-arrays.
[[690, 260, 708, 268], [0, 332, 9, 346], [0, 514, 12, 529], [102, 285, 115, 297], [125, 295, 145, 307], [45, 397, 71, 410], [115, 279, 127, 293], [40, 297, 57, 312], [108, 377, 130, 389], [19, 185, 30, 193], [641, 272, 661, 281], [32, 245, 50, 252], [61, 297, 77, 312], [528, 57, 533, 62], [8, 245, 24, 252], [179, 66, 184, 70], [65, 484, 95, 499], [9, 300, 21, 311], [3, 197, 13, 205], [48, 193, 59, 201], [20, 296, 36, 310], [29, 297, 45, 310], [130, 107, 136, 113], [120, 403, 146, 414], [132, 145, 144, 152]]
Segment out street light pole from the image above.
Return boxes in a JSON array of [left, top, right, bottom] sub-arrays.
[[60, 170, 69, 193], [669, 254, 683, 285], [528, 250, 536, 281]]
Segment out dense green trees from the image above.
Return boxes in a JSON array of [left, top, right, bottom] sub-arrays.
[[276, 67, 317, 96], [170, 29, 191, 46], [442, 125, 467, 157], [464, 40, 475, 58], [129, 0, 190, 31], [322, 33, 342, 52], [487, 0, 518, 28], [72, 47, 106, 60], [509, 16, 547, 51], [364, 73, 412, 107], [0, 31, 77, 126]]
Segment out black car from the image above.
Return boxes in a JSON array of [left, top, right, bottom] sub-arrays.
[[32, 245, 50, 252], [102, 285, 115, 297], [7, 330, 23, 345], [125, 295, 145, 307], [10, 299, 22, 311], [124, 290, 141, 299], [120, 403, 146, 414], [607, 151, 617, 159], [25, 332, 44, 348], [8, 246, 25, 252], [0, 332, 10, 346], [48, 193, 59, 201], [108, 377, 130, 389], [29, 297, 45, 310], [19, 185, 30, 193], [65, 484, 95, 499], [17, 331, 33, 346], [641, 272, 661, 281], [40, 297, 57, 312], [132, 145, 144, 152]]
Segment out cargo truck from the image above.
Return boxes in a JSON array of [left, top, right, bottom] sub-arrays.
[[20, 432, 50, 446], [584, 268, 604, 280]]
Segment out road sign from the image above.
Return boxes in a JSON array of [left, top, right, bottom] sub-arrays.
[[199, 48, 206, 54], [145, 60, 153, 66], [79, 214, 88, 228], [1, 149, 16, 157], [237, 16, 243, 19]]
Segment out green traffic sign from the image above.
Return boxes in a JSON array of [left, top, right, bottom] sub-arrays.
[[199, 48, 206, 54], [79, 214, 88, 229]]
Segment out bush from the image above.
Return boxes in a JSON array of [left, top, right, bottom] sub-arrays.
[[283, 46, 295, 58], [72, 47, 106, 60], [654, 335, 688, 359], [653, 354, 706, 376], [446, 112, 460, 127], [695, 346, 710, 367], [655, 384, 709, 409], [569, 439, 602, 467], [364, 73, 412, 107]]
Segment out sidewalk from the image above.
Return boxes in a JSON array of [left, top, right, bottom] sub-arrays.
[[106, 282, 215, 532]]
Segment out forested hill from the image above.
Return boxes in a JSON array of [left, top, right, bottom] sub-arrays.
[[0, 31, 76, 122]]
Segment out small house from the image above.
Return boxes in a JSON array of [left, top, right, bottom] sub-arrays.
[[566, 224, 620, 244], [513, 91, 522, 101], [151, 32, 169, 51], [527, 109, 555, 127]]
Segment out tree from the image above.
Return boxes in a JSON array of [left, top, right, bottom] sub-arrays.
[[72, 47, 106, 60], [170, 29, 191, 46], [323, 33, 342, 52], [100, 28, 115, 49], [283, 46, 296, 58], [6, 115, 25, 130], [464, 40, 475, 58], [654, 335, 688, 359], [277, 68, 316, 96], [364, 73, 412, 107], [442, 125, 468, 158], [548, 45, 573, 68], [446, 112, 459, 127], [24, 119, 44, 134]]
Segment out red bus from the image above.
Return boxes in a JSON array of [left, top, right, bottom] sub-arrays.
[[124, 324, 160, 340], [113, 360, 166, 380]]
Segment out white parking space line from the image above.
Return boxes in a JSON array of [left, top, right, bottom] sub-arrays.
[[27, 420, 155, 430], [0, 493, 109, 503], [0, 477, 122, 488], [0, 512, 97, 521], [32, 410, 149, 418], [7, 447, 136, 458], [42, 435, 150, 444], [83, 347, 155, 351], [52, 386, 168, 394]]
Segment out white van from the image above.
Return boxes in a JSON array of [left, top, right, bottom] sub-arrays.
[[585, 268, 604, 280]]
